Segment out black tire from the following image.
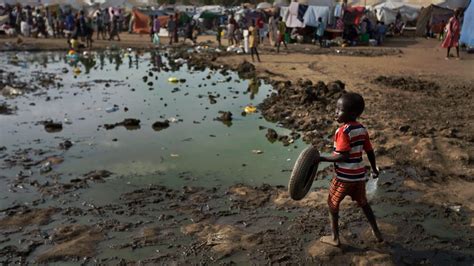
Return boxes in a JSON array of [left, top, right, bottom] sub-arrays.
[[288, 146, 320, 200]]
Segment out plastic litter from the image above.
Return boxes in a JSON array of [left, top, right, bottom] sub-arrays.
[[170, 154, 179, 157], [1, 85, 23, 96], [252, 150, 263, 154], [73, 67, 81, 74], [168, 77, 179, 83], [105, 105, 119, 113], [244, 105, 257, 114]]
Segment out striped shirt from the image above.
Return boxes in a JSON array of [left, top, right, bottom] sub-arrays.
[[333, 121, 373, 182]]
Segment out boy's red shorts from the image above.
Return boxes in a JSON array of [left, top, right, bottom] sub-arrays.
[[328, 177, 368, 213]]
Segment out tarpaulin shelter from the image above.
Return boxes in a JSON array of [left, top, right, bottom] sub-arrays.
[[416, 4, 453, 36], [437, 0, 469, 9], [371, 0, 421, 24], [303, 6, 330, 26], [257, 2, 272, 9], [343, 6, 365, 25], [285, 1, 305, 27], [132, 8, 168, 34], [274, 0, 289, 7], [460, 0, 473, 46]]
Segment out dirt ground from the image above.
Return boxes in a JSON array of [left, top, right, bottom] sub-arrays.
[[0, 33, 473, 264]]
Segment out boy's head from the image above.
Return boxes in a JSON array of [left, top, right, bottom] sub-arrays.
[[335, 92, 365, 123]]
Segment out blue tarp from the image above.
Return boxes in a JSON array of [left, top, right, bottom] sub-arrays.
[[460, 1, 474, 46]]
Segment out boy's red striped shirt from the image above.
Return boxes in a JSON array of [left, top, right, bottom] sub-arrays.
[[333, 121, 373, 182]]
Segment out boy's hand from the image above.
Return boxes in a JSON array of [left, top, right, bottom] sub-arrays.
[[371, 168, 380, 179]]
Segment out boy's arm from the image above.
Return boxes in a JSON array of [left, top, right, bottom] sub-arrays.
[[319, 151, 350, 163], [366, 150, 379, 178]]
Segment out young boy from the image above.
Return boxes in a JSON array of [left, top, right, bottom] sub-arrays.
[[319, 92, 383, 246]]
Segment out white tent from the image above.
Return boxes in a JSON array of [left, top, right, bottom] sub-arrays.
[[436, 0, 469, 9], [274, 0, 290, 7], [460, 1, 473, 46], [371, 0, 421, 24]]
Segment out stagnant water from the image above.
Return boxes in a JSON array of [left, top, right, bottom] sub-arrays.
[[0, 50, 330, 208]]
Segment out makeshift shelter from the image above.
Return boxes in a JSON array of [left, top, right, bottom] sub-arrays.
[[416, 4, 453, 36], [257, 2, 272, 9], [343, 6, 365, 25], [132, 8, 168, 34], [285, 1, 305, 27], [460, 0, 473, 46], [273, 0, 289, 7], [303, 6, 330, 26], [372, 0, 421, 25], [437, 0, 469, 9]]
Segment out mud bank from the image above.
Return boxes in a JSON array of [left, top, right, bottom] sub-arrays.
[[0, 170, 473, 264]]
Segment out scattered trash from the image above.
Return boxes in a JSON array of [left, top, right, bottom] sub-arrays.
[[170, 154, 179, 158], [252, 150, 263, 154], [244, 105, 257, 114], [448, 205, 462, 212], [105, 105, 119, 113], [168, 77, 179, 83], [73, 67, 81, 75], [40, 162, 52, 174], [1, 85, 23, 96]]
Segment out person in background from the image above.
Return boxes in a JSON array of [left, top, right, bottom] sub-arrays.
[[108, 10, 120, 41], [96, 10, 105, 40], [129, 10, 135, 34], [216, 25, 223, 46], [173, 14, 179, 43], [268, 13, 277, 46], [375, 21, 387, 45], [249, 20, 261, 62], [153, 15, 161, 45], [103, 8, 110, 38], [441, 9, 462, 59], [335, 16, 344, 30], [167, 15, 176, 45], [227, 14, 237, 45], [256, 15, 265, 44], [276, 16, 287, 53], [439, 20, 446, 40], [315, 17, 326, 47], [425, 19, 432, 38], [149, 15, 155, 42]]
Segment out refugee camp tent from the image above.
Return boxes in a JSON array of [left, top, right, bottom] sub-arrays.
[[132, 8, 168, 34], [285, 1, 305, 27], [372, 0, 421, 24], [273, 0, 289, 7], [257, 2, 272, 9], [437, 0, 469, 9], [416, 4, 453, 36], [460, 0, 473, 47], [303, 6, 330, 26], [343, 6, 365, 25]]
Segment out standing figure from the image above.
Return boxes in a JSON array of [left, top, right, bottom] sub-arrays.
[[276, 16, 287, 53], [441, 10, 461, 59], [249, 21, 261, 62], [167, 15, 176, 45], [319, 93, 383, 247]]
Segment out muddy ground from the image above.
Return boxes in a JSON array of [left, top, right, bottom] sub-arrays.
[[0, 34, 473, 264]]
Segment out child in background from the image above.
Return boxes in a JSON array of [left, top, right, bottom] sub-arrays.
[[216, 25, 223, 46], [318, 92, 383, 247], [249, 20, 261, 62]]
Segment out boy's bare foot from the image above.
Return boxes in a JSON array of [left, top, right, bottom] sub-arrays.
[[320, 236, 340, 247], [373, 230, 384, 243]]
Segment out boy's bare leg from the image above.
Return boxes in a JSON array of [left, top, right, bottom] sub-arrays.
[[362, 204, 383, 242], [320, 210, 340, 246]]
